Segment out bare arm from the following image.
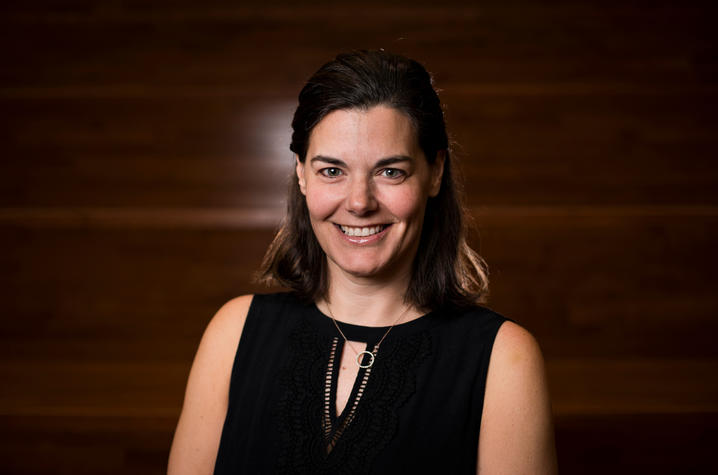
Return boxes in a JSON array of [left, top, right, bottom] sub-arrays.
[[167, 295, 253, 475], [477, 321, 558, 475]]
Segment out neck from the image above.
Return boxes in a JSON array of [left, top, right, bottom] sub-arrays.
[[318, 265, 423, 327]]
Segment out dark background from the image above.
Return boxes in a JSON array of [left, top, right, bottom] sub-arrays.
[[1, 1, 717, 473]]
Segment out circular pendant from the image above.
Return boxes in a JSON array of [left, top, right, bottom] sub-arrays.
[[356, 350, 375, 368]]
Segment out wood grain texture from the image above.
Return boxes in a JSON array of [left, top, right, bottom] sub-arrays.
[[1, 0, 716, 473], [2, 92, 716, 206]]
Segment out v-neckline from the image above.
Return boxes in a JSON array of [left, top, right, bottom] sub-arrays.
[[332, 339, 369, 419], [323, 337, 379, 453]]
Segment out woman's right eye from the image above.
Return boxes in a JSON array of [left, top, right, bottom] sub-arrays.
[[320, 167, 343, 178]]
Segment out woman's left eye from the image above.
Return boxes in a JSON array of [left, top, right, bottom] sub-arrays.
[[379, 168, 406, 179]]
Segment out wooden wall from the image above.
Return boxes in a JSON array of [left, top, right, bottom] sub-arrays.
[[1, 1, 717, 473]]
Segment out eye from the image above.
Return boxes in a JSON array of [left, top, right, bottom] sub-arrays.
[[320, 167, 343, 178], [379, 168, 406, 179]]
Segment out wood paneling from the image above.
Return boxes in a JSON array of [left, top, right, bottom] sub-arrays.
[[555, 413, 718, 474], [479, 208, 718, 357], [1, 0, 716, 473], [2, 92, 716, 207], [2, 211, 717, 361]]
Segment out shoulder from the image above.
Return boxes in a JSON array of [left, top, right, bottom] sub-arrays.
[[204, 292, 303, 346], [181, 294, 257, 414], [167, 294, 255, 474], [478, 320, 558, 474], [205, 294, 254, 342], [193, 294, 256, 388], [178, 294, 256, 390], [441, 306, 540, 382], [204, 291, 304, 338], [442, 305, 543, 386], [185, 294, 255, 400], [491, 321, 544, 373], [485, 321, 547, 412], [195, 294, 255, 365], [437, 304, 510, 337], [441, 305, 537, 369]]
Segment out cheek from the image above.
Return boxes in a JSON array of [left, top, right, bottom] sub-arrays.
[[305, 188, 340, 220], [382, 187, 427, 220]]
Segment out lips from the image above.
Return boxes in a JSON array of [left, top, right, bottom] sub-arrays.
[[338, 224, 388, 237]]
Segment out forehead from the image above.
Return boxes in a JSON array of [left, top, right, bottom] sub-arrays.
[[307, 106, 421, 160]]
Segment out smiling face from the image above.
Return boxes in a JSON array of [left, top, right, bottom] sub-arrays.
[[296, 105, 444, 283]]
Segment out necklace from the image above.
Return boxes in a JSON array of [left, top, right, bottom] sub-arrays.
[[325, 301, 413, 368]]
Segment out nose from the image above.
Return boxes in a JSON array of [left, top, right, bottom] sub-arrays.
[[346, 176, 378, 215]]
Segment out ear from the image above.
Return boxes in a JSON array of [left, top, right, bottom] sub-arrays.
[[428, 150, 446, 197], [295, 155, 307, 195]]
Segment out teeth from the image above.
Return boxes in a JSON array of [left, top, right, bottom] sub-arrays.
[[340, 225, 385, 237]]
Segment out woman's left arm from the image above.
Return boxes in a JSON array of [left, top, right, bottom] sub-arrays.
[[477, 321, 558, 475]]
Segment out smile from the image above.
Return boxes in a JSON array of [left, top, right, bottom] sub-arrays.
[[338, 224, 388, 237]]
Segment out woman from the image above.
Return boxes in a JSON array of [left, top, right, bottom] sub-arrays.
[[168, 50, 557, 474]]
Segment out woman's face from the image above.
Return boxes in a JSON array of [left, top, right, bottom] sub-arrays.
[[296, 105, 444, 282]]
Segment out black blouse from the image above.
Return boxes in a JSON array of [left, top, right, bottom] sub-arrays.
[[214, 292, 508, 475]]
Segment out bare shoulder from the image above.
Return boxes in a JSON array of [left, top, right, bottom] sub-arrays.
[[188, 293, 254, 392], [491, 321, 545, 377], [203, 294, 254, 348], [185, 294, 254, 383], [478, 320, 558, 474], [484, 321, 548, 421], [167, 294, 254, 475]]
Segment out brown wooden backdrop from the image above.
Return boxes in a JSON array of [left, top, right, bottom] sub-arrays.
[[1, 1, 717, 473]]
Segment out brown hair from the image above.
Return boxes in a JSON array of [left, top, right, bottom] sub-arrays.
[[258, 50, 489, 310]]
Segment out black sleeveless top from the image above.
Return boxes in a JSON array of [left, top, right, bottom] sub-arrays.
[[214, 292, 508, 475]]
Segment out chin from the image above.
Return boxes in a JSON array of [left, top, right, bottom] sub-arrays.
[[338, 255, 410, 281], [343, 264, 385, 278], [328, 255, 383, 279]]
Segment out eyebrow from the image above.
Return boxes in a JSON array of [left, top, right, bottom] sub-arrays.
[[310, 155, 346, 167], [309, 155, 413, 168]]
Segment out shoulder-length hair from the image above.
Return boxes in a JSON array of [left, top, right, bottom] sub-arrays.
[[258, 50, 489, 310]]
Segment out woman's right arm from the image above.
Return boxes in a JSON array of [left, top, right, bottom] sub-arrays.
[[167, 294, 254, 475]]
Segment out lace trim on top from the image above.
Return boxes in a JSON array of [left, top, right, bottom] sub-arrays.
[[322, 337, 339, 447], [276, 317, 432, 475]]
